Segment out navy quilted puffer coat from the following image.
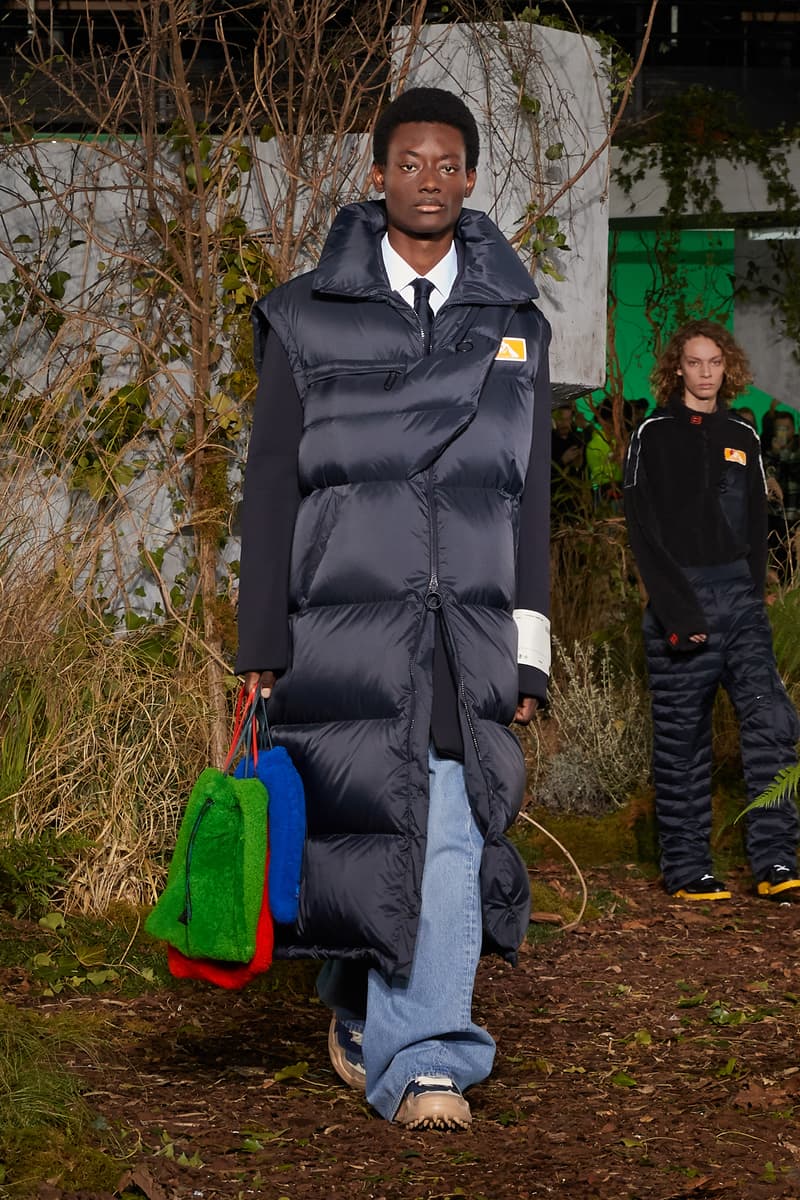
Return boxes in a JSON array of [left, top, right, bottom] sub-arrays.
[[251, 201, 550, 979]]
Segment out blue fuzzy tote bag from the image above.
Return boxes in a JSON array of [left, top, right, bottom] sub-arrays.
[[234, 690, 306, 925]]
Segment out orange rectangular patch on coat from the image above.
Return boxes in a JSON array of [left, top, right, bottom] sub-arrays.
[[724, 447, 747, 466], [495, 337, 527, 362]]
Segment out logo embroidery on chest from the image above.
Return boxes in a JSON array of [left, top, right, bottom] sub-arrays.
[[495, 337, 527, 362], [724, 447, 747, 466]]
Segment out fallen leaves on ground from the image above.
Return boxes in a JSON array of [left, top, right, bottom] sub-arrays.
[[5, 866, 800, 1199]]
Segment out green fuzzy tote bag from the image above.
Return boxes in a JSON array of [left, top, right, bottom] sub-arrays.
[[145, 694, 269, 963]]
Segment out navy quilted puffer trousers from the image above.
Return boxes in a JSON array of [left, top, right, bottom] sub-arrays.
[[644, 561, 799, 893]]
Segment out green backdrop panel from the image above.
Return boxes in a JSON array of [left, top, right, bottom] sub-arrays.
[[575, 228, 783, 426]]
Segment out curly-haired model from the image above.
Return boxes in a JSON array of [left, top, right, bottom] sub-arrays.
[[650, 319, 753, 407], [625, 316, 800, 906]]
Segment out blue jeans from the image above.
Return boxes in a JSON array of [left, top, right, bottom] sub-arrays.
[[317, 747, 496, 1119]]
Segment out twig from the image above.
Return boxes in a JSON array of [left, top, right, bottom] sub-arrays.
[[517, 810, 588, 932], [509, 0, 661, 248]]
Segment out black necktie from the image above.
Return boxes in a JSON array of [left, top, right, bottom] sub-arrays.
[[412, 277, 435, 354]]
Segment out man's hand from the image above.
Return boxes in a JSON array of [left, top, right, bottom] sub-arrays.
[[242, 670, 277, 698], [514, 696, 539, 725]]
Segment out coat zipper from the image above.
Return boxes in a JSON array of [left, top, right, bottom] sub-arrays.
[[384, 292, 435, 356], [406, 469, 440, 761], [424, 468, 441, 611], [424, 469, 492, 795]]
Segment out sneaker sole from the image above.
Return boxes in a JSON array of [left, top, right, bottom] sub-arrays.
[[757, 878, 800, 899], [327, 1017, 366, 1091], [673, 888, 731, 901], [395, 1093, 472, 1131]]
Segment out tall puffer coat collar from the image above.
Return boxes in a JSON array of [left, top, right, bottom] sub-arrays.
[[312, 200, 540, 307]]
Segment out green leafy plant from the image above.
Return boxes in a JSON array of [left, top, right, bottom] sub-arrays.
[[0, 835, 87, 921], [738, 762, 799, 822], [520, 211, 571, 280]]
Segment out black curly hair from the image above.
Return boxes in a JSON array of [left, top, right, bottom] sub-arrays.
[[372, 87, 480, 170]]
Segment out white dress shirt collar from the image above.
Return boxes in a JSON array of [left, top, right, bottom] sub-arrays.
[[380, 234, 458, 314]]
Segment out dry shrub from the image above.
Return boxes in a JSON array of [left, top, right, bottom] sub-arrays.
[[523, 639, 652, 814], [525, 499, 651, 814]]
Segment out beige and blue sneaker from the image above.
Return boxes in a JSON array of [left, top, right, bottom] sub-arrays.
[[328, 1017, 366, 1091], [394, 1076, 471, 1131]]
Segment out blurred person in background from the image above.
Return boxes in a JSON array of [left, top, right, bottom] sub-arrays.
[[734, 405, 757, 428], [551, 401, 587, 514], [761, 403, 800, 575]]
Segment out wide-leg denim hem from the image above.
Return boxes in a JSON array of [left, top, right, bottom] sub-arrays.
[[319, 748, 495, 1122]]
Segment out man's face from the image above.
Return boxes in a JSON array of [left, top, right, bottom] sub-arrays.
[[371, 122, 476, 241], [677, 336, 726, 407]]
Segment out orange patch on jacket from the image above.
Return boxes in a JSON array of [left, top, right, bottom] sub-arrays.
[[724, 447, 747, 466], [496, 337, 527, 362]]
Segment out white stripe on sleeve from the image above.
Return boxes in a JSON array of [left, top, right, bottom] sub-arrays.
[[513, 609, 551, 675]]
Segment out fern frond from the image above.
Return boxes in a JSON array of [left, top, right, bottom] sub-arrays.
[[738, 762, 800, 821]]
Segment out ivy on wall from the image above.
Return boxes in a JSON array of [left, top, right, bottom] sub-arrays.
[[614, 85, 800, 363]]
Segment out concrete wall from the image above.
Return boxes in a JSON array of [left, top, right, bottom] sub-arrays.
[[0, 21, 611, 618], [397, 22, 610, 399], [609, 144, 800, 222], [734, 234, 799, 408]]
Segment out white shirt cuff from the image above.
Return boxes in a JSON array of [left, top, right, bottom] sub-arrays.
[[513, 609, 551, 676]]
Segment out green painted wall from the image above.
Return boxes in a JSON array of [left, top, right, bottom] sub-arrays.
[[580, 229, 779, 425]]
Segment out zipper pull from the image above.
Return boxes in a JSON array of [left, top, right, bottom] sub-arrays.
[[425, 576, 442, 610]]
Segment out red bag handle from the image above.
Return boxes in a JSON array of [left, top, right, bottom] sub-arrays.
[[223, 684, 259, 773]]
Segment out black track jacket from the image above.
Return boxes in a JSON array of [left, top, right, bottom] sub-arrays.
[[624, 396, 768, 650]]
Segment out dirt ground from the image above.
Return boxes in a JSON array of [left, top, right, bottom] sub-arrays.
[[7, 863, 800, 1200]]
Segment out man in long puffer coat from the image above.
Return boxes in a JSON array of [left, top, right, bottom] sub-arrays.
[[624, 320, 800, 903], [236, 88, 552, 1129]]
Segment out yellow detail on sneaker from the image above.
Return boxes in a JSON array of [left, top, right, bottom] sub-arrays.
[[673, 886, 731, 901], [757, 877, 800, 896]]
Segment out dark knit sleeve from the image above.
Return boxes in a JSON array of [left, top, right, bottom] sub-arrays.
[[623, 423, 708, 651], [516, 322, 552, 702], [235, 329, 302, 675]]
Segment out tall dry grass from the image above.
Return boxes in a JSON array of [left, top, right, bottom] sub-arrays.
[[549, 504, 639, 646], [0, 483, 215, 912]]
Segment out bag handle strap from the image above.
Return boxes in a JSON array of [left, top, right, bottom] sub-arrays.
[[253, 692, 273, 754], [223, 685, 257, 772], [223, 684, 274, 773]]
